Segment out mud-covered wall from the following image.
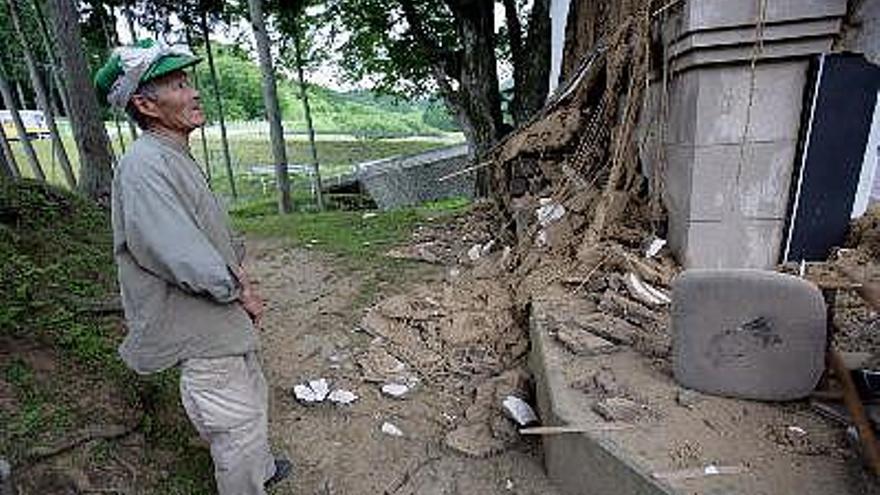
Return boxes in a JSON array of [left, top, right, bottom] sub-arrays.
[[839, 0, 880, 65]]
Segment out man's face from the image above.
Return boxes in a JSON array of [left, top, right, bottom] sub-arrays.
[[132, 71, 205, 134]]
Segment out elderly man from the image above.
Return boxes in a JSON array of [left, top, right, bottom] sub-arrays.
[[95, 40, 290, 494]]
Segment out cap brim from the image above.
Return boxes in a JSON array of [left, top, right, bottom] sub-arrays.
[[141, 54, 202, 84]]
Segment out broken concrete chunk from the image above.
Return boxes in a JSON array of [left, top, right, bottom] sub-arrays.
[[381, 422, 404, 437], [593, 397, 644, 422], [381, 383, 410, 399], [328, 389, 358, 405], [501, 396, 539, 426]]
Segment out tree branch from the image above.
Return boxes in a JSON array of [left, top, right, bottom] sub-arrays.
[[398, 0, 461, 106]]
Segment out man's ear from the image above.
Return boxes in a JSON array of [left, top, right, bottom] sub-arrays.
[[130, 94, 161, 120]]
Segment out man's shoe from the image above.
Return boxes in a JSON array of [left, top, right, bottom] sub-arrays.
[[265, 458, 293, 489]]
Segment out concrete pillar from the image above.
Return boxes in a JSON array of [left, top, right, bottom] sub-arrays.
[[658, 0, 848, 269]]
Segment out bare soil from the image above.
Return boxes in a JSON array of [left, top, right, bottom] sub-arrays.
[[247, 240, 560, 495]]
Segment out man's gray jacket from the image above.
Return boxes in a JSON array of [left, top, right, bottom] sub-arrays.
[[111, 131, 257, 374]]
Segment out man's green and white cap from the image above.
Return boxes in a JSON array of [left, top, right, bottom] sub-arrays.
[[94, 39, 201, 109]]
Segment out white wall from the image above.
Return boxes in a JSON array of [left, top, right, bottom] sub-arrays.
[[852, 92, 880, 216], [548, 0, 572, 96]]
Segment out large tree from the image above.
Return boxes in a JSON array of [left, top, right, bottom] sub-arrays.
[[249, 0, 291, 213], [48, 0, 115, 204], [330, 0, 551, 161]]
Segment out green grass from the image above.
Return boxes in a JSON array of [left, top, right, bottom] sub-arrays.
[[8, 124, 462, 207], [232, 196, 469, 261]]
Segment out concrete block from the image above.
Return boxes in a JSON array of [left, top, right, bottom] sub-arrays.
[[680, 219, 785, 269], [691, 61, 809, 146], [661, 144, 695, 219], [671, 269, 826, 400], [672, 37, 835, 73], [684, 0, 846, 32], [688, 140, 797, 220], [670, 18, 841, 57], [664, 72, 699, 146]]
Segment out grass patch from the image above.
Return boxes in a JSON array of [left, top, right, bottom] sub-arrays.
[[232, 197, 470, 263], [0, 178, 212, 491]]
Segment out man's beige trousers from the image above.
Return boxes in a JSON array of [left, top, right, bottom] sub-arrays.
[[180, 353, 276, 494]]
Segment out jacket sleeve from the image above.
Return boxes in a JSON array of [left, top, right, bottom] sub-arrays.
[[121, 169, 241, 304]]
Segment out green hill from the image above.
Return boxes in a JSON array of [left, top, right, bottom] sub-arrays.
[[194, 45, 459, 138]]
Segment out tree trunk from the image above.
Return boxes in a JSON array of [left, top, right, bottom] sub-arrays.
[[30, 0, 71, 119], [123, 4, 139, 140], [184, 25, 211, 186], [399, 0, 504, 196], [292, 26, 323, 211], [98, 5, 126, 155], [248, 0, 291, 214], [0, 66, 44, 180], [7, 0, 77, 188], [519, 0, 551, 122], [201, 11, 236, 199], [15, 80, 27, 110], [446, 0, 504, 196], [49, 0, 115, 204], [0, 122, 18, 178]]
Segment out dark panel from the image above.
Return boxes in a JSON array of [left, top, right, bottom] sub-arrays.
[[786, 54, 880, 261]]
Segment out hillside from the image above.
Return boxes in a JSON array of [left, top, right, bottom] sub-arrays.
[[193, 45, 459, 138]]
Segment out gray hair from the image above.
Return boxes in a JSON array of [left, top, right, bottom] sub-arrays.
[[125, 79, 161, 130]]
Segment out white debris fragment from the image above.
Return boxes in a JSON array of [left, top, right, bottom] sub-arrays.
[[480, 239, 496, 255], [502, 396, 539, 426], [536, 199, 566, 227], [293, 379, 330, 403], [505, 479, 515, 491], [536, 230, 548, 247], [645, 238, 667, 258], [623, 272, 670, 306], [328, 389, 358, 405], [704, 465, 720, 475], [381, 383, 410, 399], [787, 425, 807, 436], [381, 422, 404, 437], [467, 244, 482, 261], [362, 212, 378, 219], [309, 379, 330, 401]]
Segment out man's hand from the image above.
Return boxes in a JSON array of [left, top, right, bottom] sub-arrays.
[[236, 266, 264, 326]]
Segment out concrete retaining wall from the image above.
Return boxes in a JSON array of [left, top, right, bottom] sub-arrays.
[[357, 144, 474, 210]]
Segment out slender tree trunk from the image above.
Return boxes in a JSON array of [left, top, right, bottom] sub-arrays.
[[123, 3, 139, 140], [30, 0, 71, 119], [201, 11, 235, 198], [184, 25, 211, 186], [248, 0, 291, 213], [0, 122, 18, 178], [98, 6, 126, 155], [292, 27, 323, 210], [7, 0, 76, 188], [0, 66, 44, 180], [15, 81, 27, 110], [49, 0, 115, 204]]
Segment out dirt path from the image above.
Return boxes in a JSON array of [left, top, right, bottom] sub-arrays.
[[246, 240, 559, 495]]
